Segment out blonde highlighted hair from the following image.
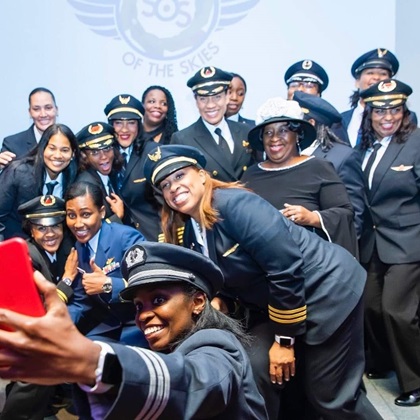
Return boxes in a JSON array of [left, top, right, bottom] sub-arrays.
[[161, 169, 245, 244]]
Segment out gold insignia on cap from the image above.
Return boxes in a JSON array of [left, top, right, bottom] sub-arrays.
[[378, 80, 397, 93], [119, 95, 130, 105], [242, 140, 249, 147], [88, 123, 103, 135], [125, 247, 145, 268], [302, 60, 313, 70], [148, 146, 162, 162], [201, 66, 216, 78], [40, 195, 56, 207], [377, 48, 388, 58]]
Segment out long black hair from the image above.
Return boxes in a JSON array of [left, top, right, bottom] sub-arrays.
[[170, 284, 251, 350], [141, 85, 178, 145], [23, 124, 80, 194], [360, 104, 416, 151]]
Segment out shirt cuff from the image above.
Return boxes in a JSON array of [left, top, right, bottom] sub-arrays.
[[78, 341, 115, 394]]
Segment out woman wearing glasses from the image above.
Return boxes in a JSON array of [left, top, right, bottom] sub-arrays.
[[359, 79, 420, 407], [75, 122, 125, 221]]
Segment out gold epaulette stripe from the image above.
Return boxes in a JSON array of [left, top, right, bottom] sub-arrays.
[[268, 304, 307, 315], [269, 314, 307, 324], [57, 289, 68, 303], [158, 233, 165, 243], [222, 243, 239, 257]]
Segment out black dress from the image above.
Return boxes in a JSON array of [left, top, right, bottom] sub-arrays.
[[241, 156, 358, 256]]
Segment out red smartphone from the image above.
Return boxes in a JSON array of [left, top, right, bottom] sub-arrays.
[[0, 238, 45, 327]]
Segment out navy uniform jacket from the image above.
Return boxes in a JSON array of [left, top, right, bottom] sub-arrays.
[[183, 188, 365, 345], [1, 125, 37, 158], [68, 221, 145, 336], [171, 118, 254, 181], [313, 143, 366, 238], [109, 140, 162, 241], [238, 115, 256, 127], [0, 161, 42, 239], [360, 128, 420, 264], [85, 330, 267, 419]]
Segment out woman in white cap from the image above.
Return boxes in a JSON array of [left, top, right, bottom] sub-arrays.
[[242, 97, 357, 257], [0, 242, 268, 419]]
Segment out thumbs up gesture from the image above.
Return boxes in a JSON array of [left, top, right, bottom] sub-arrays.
[[81, 259, 110, 295]]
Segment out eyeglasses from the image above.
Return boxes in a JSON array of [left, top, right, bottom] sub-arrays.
[[263, 126, 294, 138], [372, 107, 403, 117], [85, 146, 113, 157], [196, 93, 225, 105], [31, 224, 62, 233], [288, 81, 318, 89]]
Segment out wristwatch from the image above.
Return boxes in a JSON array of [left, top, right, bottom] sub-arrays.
[[102, 279, 113, 293], [275, 335, 295, 347], [61, 277, 72, 286]]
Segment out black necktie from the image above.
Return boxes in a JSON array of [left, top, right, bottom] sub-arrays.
[[107, 178, 114, 195], [214, 128, 231, 154], [118, 152, 127, 190], [45, 181, 58, 195], [364, 143, 382, 186]]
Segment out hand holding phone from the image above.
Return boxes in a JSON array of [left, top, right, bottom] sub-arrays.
[[0, 238, 45, 328]]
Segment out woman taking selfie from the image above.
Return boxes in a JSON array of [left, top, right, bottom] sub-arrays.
[[0, 123, 79, 239], [142, 144, 380, 420], [0, 242, 268, 419]]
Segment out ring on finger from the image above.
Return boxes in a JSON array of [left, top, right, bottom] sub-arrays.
[[291, 215, 295, 222]]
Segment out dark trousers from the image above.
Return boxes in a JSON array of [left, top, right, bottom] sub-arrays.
[[363, 248, 420, 392], [245, 300, 381, 420], [0, 382, 54, 420]]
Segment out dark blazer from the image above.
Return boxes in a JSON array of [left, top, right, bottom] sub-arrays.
[[68, 221, 145, 336], [85, 330, 267, 420], [0, 161, 42, 239], [360, 129, 420, 264], [2, 125, 37, 158], [183, 188, 366, 345], [109, 140, 162, 241], [238, 115, 256, 127], [171, 118, 254, 181], [313, 143, 366, 238]]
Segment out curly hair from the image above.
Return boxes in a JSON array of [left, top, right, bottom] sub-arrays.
[[360, 104, 416, 151], [142, 85, 178, 144]]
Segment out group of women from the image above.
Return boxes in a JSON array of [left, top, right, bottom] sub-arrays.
[[0, 72, 419, 419]]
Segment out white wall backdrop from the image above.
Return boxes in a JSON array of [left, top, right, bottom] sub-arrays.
[[2, 0, 413, 143]]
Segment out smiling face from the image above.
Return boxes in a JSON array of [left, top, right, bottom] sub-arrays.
[[82, 146, 114, 175], [226, 76, 246, 118], [66, 194, 105, 244], [133, 283, 204, 351], [30, 223, 63, 254], [43, 132, 74, 179], [262, 122, 300, 167], [371, 106, 404, 139], [160, 166, 206, 220], [356, 68, 391, 92], [112, 119, 139, 148], [143, 89, 168, 129], [29, 91, 58, 133], [195, 91, 229, 125]]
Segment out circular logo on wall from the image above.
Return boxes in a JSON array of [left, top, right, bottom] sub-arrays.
[[68, 0, 259, 61]]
